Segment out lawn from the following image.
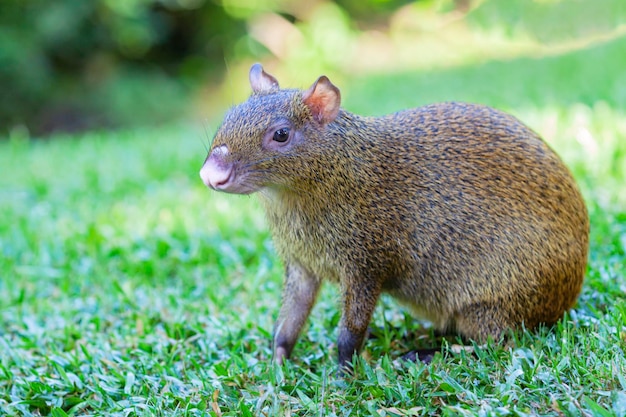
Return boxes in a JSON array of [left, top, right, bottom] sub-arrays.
[[1, 37, 626, 416]]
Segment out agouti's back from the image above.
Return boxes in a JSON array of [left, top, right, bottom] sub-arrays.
[[200, 64, 589, 368]]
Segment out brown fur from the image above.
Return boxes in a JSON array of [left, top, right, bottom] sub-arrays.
[[200, 64, 589, 368]]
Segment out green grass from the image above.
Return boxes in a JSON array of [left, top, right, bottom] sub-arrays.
[[1, 38, 626, 416]]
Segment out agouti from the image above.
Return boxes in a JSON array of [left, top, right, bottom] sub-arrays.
[[200, 64, 589, 368]]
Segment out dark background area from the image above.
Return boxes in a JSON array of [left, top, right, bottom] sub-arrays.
[[0, 0, 416, 136]]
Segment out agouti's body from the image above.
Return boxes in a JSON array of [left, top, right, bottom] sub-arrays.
[[200, 64, 589, 367]]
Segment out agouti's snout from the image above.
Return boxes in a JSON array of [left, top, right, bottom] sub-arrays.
[[200, 145, 237, 193]]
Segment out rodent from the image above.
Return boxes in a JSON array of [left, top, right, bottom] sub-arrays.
[[199, 63, 589, 369]]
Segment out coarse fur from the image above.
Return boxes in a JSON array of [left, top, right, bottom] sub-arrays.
[[200, 64, 589, 369]]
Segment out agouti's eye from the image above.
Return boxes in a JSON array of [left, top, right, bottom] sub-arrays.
[[273, 128, 290, 142]]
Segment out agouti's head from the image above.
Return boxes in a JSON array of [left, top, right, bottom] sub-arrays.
[[200, 64, 341, 194]]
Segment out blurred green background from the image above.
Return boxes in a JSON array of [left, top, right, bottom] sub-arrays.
[[2, 0, 625, 137]]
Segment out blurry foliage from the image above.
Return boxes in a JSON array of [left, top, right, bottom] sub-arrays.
[[0, 0, 247, 136], [468, 0, 626, 42], [0, 0, 413, 137], [0, 0, 624, 137]]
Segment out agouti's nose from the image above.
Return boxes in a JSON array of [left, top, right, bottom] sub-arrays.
[[200, 145, 233, 190]]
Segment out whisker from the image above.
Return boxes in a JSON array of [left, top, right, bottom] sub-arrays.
[[224, 57, 235, 106], [200, 120, 212, 153]]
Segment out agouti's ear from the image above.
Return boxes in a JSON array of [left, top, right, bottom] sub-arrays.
[[249, 63, 280, 94], [302, 76, 341, 124]]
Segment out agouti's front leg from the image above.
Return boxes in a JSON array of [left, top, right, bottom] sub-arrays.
[[273, 262, 321, 364], [337, 278, 382, 370]]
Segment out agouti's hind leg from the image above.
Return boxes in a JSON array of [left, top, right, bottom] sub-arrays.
[[453, 302, 512, 343], [400, 328, 462, 364], [400, 304, 510, 364]]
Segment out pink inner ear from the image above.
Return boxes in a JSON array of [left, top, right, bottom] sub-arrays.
[[303, 76, 341, 124]]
